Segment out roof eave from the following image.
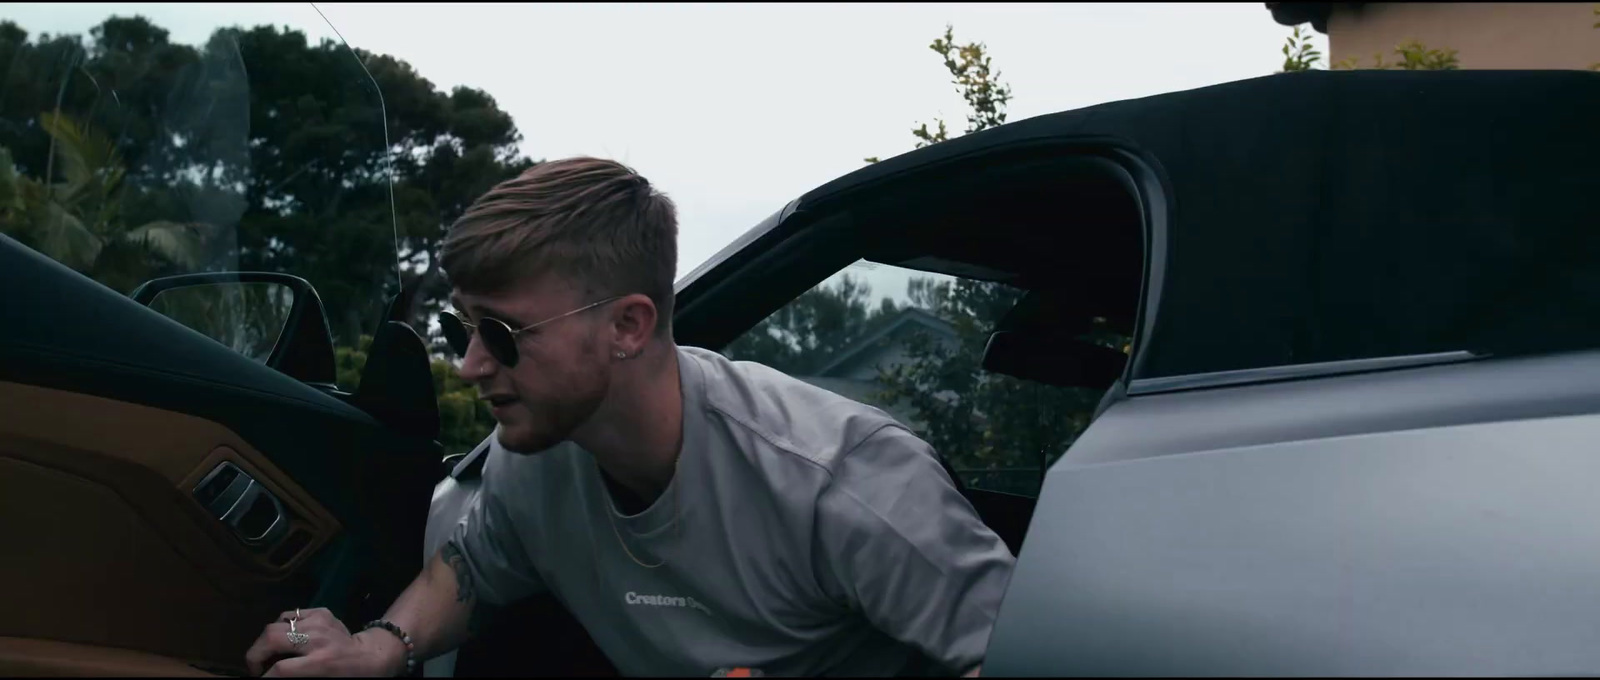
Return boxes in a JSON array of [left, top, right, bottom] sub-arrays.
[[1265, 2, 1339, 34]]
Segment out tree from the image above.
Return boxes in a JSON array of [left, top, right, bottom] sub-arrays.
[[1276, 23, 1459, 72], [857, 26, 1121, 492], [336, 335, 495, 454], [0, 113, 207, 293], [863, 25, 1013, 163], [218, 23, 534, 346], [1280, 25, 1323, 72], [722, 274, 899, 375], [1331, 38, 1460, 70], [1591, 4, 1599, 71], [0, 16, 533, 347], [1, 15, 521, 451], [876, 275, 1121, 492]]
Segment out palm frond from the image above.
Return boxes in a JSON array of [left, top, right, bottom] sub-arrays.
[[38, 111, 125, 199], [125, 220, 207, 268], [35, 202, 102, 271]]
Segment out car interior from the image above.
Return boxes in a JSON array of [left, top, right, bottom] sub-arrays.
[[821, 148, 1146, 554], [451, 144, 1151, 677], [0, 247, 444, 676], [0, 108, 1145, 677]]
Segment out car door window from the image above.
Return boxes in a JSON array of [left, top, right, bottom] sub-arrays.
[[722, 259, 1123, 496]]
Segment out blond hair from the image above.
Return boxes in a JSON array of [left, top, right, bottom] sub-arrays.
[[440, 157, 678, 333]]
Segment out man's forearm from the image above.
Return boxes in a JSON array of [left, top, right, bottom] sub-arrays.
[[363, 541, 491, 669]]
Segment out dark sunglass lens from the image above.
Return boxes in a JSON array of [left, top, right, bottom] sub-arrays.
[[477, 318, 520, 368], [440, 312, 471, 358]]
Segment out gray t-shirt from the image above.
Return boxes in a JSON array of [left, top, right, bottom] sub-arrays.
[[450, 346, 1016, 676]]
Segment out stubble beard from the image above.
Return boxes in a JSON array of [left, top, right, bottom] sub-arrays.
[[497, 341, 612, 455]]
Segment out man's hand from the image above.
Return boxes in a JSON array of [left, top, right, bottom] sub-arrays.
[[244, 608, 406, 677], [242, 546, 486, 677]]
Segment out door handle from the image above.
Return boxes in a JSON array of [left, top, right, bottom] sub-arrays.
[[193, 461, 290, 546]]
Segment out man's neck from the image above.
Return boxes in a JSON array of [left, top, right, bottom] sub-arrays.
[[573, 341, 684, 508]]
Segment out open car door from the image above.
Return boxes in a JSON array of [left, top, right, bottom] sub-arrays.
[[0, 9, 439, 676]]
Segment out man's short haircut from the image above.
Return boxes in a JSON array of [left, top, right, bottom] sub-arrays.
[[441, 157, 678, 334]]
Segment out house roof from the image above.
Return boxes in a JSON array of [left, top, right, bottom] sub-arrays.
[[814, 307, 956, 377]]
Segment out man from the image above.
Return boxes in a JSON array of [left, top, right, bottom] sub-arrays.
[[244, 157, 1015, 677]]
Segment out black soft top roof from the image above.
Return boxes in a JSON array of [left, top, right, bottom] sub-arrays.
[[799, 70, 1600, 380]]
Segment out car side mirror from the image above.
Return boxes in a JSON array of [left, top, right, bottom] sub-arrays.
[[130, 272, 338, 386]]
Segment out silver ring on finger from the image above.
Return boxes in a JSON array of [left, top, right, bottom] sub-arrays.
[[287, 618, 310, 648]]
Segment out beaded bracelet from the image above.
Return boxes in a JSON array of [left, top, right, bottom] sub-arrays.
[[362, 619, 417, 676]]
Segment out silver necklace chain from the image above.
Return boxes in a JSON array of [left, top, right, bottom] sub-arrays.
[[603, 457, 682, 569]]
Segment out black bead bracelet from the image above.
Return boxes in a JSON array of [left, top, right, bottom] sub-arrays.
[[362, 619, 417, 676]]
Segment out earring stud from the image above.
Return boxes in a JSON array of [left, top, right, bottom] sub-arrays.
[[616, 351, 627, 359]]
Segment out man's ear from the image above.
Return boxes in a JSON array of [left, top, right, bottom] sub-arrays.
[[610, 293, 659, 356]]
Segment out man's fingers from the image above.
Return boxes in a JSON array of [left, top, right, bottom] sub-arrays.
[[245, 622, 293, 676], [249, 609, 343, 676], [276, 606, 330, 622], [298, 607, 333, 623]]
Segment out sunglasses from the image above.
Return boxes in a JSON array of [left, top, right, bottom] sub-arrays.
[[440, 296, 624, 368]]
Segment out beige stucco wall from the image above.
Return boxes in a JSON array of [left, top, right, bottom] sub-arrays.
[[1327, 3, 1599, 69]]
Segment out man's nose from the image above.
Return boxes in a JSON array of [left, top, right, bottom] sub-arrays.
[[456, 332, 497, 381]]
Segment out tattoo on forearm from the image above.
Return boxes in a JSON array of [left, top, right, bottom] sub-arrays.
[[438, 537, 499, 633], [441, 540, 497, 635], [440, 541, 476, 604]]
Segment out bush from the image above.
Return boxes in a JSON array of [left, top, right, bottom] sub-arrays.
[[337, 335, 496, 455]]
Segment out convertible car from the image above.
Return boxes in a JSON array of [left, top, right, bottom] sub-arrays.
[[3, 9, 1599, 676]]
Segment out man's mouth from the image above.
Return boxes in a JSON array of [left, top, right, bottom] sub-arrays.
[[484, 394, 518, 408]]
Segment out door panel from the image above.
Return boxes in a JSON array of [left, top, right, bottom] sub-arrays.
[[1, 11, 440, 675], [0, 637, 220, 677], [0, 242, 439, 675], [0, 240, 405, 514], [0, 381, 339, 672], [986, 354, 1600, 676], [0, 380, 341, 574]]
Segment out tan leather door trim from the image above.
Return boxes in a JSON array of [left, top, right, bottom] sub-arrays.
[[0, 381, 346, 671], [0, 381, 341, 573], [0, 636, 220, 677]]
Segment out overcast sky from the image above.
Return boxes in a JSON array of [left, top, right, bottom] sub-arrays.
[[5, 3, 1323, 283]]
